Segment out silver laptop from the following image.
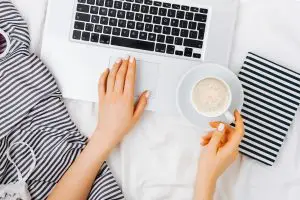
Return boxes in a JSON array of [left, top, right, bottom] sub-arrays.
[[41, 0, 239, 114]]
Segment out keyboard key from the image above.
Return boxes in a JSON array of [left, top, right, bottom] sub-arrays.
[[121, 29, 130, 37], [163, 26, 171, 34], [108, 9, 117, 17], [155, 43, 166, 53], [180, 29, 188, 37], [78, 0, 86, 3], [100, 34, 110, 44], [197, 23, 206, 31], [190, 7, 199, 12], [150, 7, 158, 15], [157, 34, 165, 43], [184, 47, 193, 57], [90, 6, 99, 14], [163, 3, 171, 8], [166, 45, 175, 54], [136, 22, 144, 30], [154, 25, 162, 33], [91, 15, 100, 23], [154, 1, 161, 6], [103, 26, 112, 34], [181, 5, 189, 11], [127, 21, 136, 29], [166, 36, 174, 44], [76, 13, 91, 22], [153, 16, 161, 24], [82, 31, 90, 41], [95, 25, 103, 33], [99, 7, 108, 15], [144, 0, 153, 5], [85, 23, 94, 31], [188, 21, 197, 30], [135, 13, 143, 21], [180, 20, 188, 28], [139, 31, 147, 40], [77, 4, 89, 13], [171, 28, 180, 36], [172, 4, 180, 9], [114, 1, 122, 9], [87, 0, 95, 5], [74, 21, 85, 30], [159, 8, 167, 16], [194, 14, 207, 22], [126, 0, 134, 2], [130, 30, 139, 38], [167, 9, 176, 17], [176, 11, 185, 19], [145, 23, 153, 32], [91, 33, 99, 42], [109, 18, 117, 26], [112, 27, 121, 35], [171, 19, 179, 27], [144, 15, 152, 22], [123, 2, 131, 10], [96, 0, 104, 6], [198, 30, 205, 40], [193, 53, 201, 58], [184, 38, 203, 48], [135, 0, 143, 3], [73, 30, 81, 40], [185, 12, 194, 20], [100, 16, 108, 24], [105, 0, 113, 7], [126, 12, 135, 20], [117, 10, 126, 18], [132, 4, 140, 11], [141, 5, 149, 13], [189, 30, 197, 39], [175, 50, 183, 56], [148, 33, 156, 41], [162, 17, 170, 25], [200, 8, 208, 14], [175, 37, 183, 45], [111, 36, 155, 51], [118, 19, 126, 27]]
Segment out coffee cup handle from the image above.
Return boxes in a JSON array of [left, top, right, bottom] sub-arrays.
[[224, 111, 235, 124]]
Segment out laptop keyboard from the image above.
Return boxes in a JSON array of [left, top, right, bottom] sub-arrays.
[[71, 0, 210, 60]]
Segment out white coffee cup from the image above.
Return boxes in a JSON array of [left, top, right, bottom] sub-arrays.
[[0, 28, 10, 59], [190, 76, 235, 123]]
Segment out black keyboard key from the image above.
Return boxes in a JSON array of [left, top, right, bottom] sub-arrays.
[[157, 34, 165, 43], [185, 12, 194, 20], [127, 21, 135, 29], [109, 18, 118, 26], [136, 22, 144, 30], [163, 3, 171, 8], [166, 36, 174, 44], [100, 34, 110, 44], [99, 7, 108, 15], [171, 28, 180, 36], [194, 14, 207, 22], [141, 5, 149, 13], [103, 26, 112, 34], [76, 13, 91, 22], [74, 21, 85, 30], [171, 19, 179, 27], [91, 15, 100, 23], [184, 38, 203, 48], [155, 43, 166, 53], [77, 4, 89, 12], [78, 0, 86, 3], [153, 16, 161, 24], [112, 27, 121, 35], [159, 8, 167, 16], [175, 50, 183, 56], [117, 10, 126, 18], [166, 45, 175, 54], [181, 5, 189, 11], [135, 13, 143, 21], [91, 33, 99, 42], [123, 2, 131, 10], [154, 1, 161, 6], [87, 0, 95, 5], [190, 7, 199, 12], [144, 0, 153, 5], [184, 47, 193, 57], [154, 25, 162, 33], [180, 20, 188, 28], [172, 4, 180, 9], [126, 0, 134, 2], [198, 30, 205, 40], [162, 17, 170, 25], [108, 9, 117, 17], [111, 36, 155, 51], [145, 23, 153, 32], [135, 0, 143, 3], [90, 6, 99, 14], [189, 30, 197, 39], [200, 8, 208, 14], [100, 16, 109, 24], [175, 37, 183, 45], [188, 21, 196, 30], [139, 31, 147, 40], [82, 31, 90, 41], [96, 0, 104, 5], [167, 9, 176, 17], [85, 23, 94, 31], [105, 0, 113, 7], [180, 29, 188, 37], [132, 3, 140, 11], [73, 30, 81, 40], [163, 26, 171, 35], [121, 29, 130, 37], [130, 30, 139, 38], [148, 33, 156, 41], [193, 53, 201, 58], [126, 12, 135, 20], [150, 7, 158, 14], [114, 1, 122, 8], [197, 23, 206, 31], [176, 11, 185, 19], [144, 15, 152, 22], [95, 25, 103, 33], [118, 19, 126, 27]]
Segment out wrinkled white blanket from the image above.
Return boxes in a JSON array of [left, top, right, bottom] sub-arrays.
[[12, 0, 300, 199]]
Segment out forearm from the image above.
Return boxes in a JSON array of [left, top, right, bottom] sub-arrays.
[[47, 132, 110, 200], [193, 168, 216, 200]]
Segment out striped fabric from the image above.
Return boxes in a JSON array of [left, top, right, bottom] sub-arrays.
[[0, 0, 124, 199], [238, 52, 300, 166]]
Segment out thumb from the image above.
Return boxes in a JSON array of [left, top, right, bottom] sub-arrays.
[[208, 123, 225, 151], [133, 91, 149, 123]]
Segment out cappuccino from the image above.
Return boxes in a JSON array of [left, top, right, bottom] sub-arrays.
[[192, 77, 231, 117]]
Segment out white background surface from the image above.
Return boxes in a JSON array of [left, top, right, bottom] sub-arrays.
[[12, 0, 300, 199]]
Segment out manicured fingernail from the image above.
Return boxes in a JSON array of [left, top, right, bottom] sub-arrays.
[[116, 58, 122, 63], [145, 91, 151, 98], [129, 56, 135, 63], [122, 55, 129, 60], [217, 123, 225, 132]]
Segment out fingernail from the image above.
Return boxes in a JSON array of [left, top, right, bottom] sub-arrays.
[[122, 55, 129, 60], [217, 123, 225, 132], [145, 91, 151, 98], [129, 56, 135, 63]]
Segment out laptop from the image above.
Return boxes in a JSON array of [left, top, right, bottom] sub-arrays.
[[41, 0, 239, 113]]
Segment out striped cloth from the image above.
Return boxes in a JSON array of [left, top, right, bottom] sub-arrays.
[[238, 52, 300, 166], [0, 0, 124, 199]]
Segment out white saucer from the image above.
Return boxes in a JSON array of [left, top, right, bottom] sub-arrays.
[[176, 63, 244, 130]]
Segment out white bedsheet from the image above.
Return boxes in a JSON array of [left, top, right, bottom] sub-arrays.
[[13, 0, 300, 199]]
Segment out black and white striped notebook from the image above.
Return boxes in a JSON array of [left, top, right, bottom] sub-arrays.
[[238, 52, 300, 166]]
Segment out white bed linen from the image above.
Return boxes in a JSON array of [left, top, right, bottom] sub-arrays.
[[12, 0, 300, 199]]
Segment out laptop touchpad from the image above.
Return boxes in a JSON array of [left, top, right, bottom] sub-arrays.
[[109, 57, 159, 98]]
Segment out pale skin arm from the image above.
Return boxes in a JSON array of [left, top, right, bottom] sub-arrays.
[[194, 111, 245, 200], [47, 56, 149, 200]]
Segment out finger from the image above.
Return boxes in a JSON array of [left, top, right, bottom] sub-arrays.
[[234, 110, 245, 134], [208, 123, 225, 152], [133, 91, 149, 124], [107, 58, 122, 92], [114, 56, 129, 94], [124, 56, 136, 97], [202, 131, 213, 140], [98, 68, 109, 100], [210, 121, 234, 131]]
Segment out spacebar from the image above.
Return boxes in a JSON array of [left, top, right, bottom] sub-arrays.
[[111, 36, 155, 51]]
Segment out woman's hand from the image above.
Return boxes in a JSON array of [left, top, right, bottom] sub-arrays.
[[194, 110, 244, 200], [93, 56, 149, 153]]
